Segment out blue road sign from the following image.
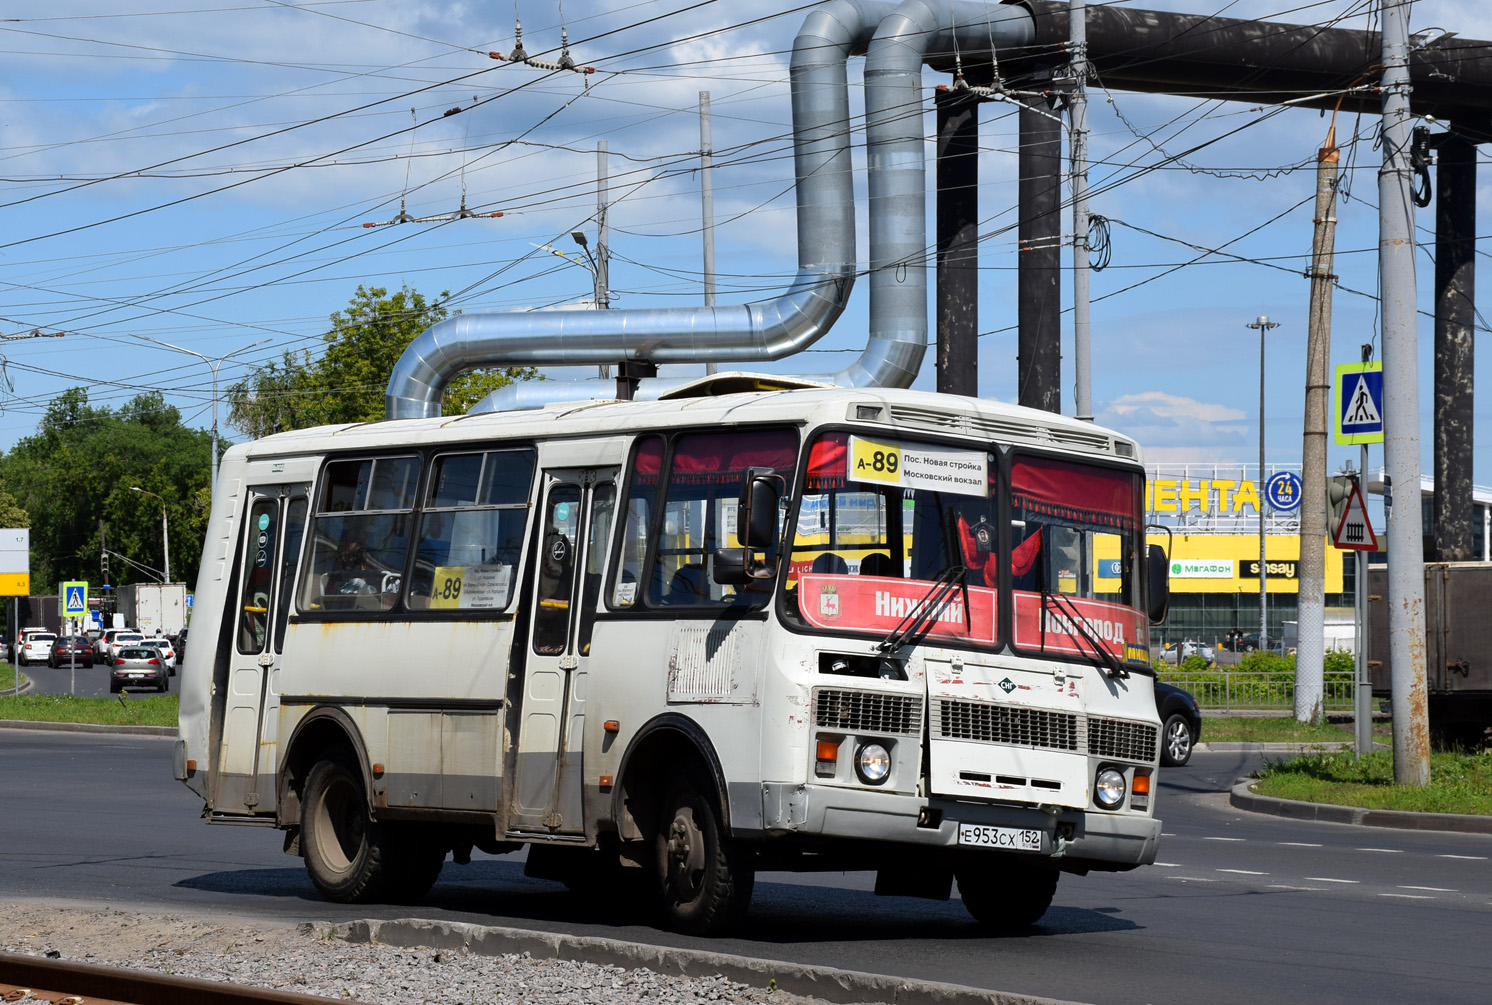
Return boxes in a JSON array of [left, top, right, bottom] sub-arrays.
[[1265, 472, 1302, 512], [62, 581, 87, 616], [1335, 361, 1385, 444], [186, 593, 194, 609]]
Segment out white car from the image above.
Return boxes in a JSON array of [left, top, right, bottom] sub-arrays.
[[1160, 640, 1216, 665], [13, 627, 47, 663], [140, 638, 177, 675], [19, 632, 57, 666], [106, 632, 145, 665]]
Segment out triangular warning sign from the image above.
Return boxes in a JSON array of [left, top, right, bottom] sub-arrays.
[[1333, 483, 1378, 551], [66, 586, 83, 608], [1344, 375, 1381, 426]]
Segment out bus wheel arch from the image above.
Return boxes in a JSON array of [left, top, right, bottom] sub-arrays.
[[613, 714, 730, 846], [278, 708, 373, 831]]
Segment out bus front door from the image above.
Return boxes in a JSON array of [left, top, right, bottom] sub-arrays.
[[213, 486, 309, 816], [511, 469, 616, 835]]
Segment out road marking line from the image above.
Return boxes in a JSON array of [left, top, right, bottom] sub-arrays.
[[1154, 862, 1183, 868], [1203, 836, 1246, 842], [1380, 894, 1433, 900], [1279, 842, 1322, 847], [1268, 885, 1325, 891], [1399, 886, 1456, 892], [1217, 869, 1268, 875], [1164, 876, 1216, 882], [1305, 877, 1360, 884], [1357, 848, 1402, 853], [1438, 854, 1487, 861]]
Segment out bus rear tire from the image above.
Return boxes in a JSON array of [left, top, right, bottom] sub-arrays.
[[654, 771, 753, 935], [302, 752, 412, 904], [956, 862, 1059, 931]]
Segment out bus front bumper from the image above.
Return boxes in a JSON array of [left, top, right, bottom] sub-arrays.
[[745, 781, 1161, 869]]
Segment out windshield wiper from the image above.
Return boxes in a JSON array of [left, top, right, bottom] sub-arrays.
[[1040, 588, 1129, 679], [877, 565, 969, 654]]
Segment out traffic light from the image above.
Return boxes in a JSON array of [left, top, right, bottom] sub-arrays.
[[1326, 474, 1355, 536]]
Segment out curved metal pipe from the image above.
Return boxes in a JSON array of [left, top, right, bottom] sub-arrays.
[[388, 0, 896, 420], [472, 1, 1035, 415]]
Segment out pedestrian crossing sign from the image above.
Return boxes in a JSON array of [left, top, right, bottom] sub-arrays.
[[1334, 361, 1384, 445], [62, 580, 88, 616]]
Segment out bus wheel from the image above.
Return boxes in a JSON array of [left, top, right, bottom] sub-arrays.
[[956, 862, 1059, 931], [654, 771, 753, 935], [302, 752, 399, 903]]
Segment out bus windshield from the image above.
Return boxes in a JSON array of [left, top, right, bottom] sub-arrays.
[[782, 431, 1002, 647], [781, 432, 1148, 663]]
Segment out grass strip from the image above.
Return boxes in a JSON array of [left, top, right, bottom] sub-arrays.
[[1253, 750, 1492, 816], [0, 692, 179, 728], [1203, 717, 1363, 743]]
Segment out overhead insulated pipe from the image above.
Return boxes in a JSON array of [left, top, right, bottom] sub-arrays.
[[398, 1, 1037, 417], [386, 0, 896, 420]]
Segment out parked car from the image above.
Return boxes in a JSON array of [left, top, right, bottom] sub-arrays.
[[139, 637, 177, 675], [47, 636, 94, 668], [1155, 680, 1203, 767], [1159, 640, 1215, 665], [104, 631, 145, 665], [109, 646, 168, 693], [18, 632, 57, 666]]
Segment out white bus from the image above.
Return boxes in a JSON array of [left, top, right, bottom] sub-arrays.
[[176, 384, 1171, 935]]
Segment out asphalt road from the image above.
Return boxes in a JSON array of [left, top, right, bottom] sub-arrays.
[[12, 658, 172, 698], [1, 728, 1488, 1005]]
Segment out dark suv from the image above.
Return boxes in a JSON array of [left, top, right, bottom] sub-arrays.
[[47, 636, 94, 668]]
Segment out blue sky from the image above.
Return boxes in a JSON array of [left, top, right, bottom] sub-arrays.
[[1, 0, 1487, 493]]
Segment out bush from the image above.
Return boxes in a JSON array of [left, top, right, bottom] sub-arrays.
[[1240, 651, 1294, 676], [1180, 654, 1212, 672], [1323, 648, 1355, 675]]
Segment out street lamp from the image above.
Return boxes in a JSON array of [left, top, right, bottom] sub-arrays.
[[1246, 315, 1281, 649], [130, 487, 170, 584], [133, 336, 270, 499]]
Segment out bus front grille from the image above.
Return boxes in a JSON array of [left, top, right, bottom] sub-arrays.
[[814, 689, 923, 736], [936, 699, 1079, 751], [1088, 716, 1160, 761]]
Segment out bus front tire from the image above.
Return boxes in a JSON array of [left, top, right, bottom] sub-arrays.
[[302, 752, 441, 905], [654, 772, 753, 935], [956, 862, 1059, 931]]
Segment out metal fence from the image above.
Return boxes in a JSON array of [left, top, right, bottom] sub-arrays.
[[1159, 668, 1357, 713]]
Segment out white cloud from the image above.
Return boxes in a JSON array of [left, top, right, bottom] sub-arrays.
[[1107, 391, 1246, 423]]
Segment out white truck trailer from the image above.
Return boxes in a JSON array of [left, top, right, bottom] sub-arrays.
[[117, 582, 187, 637]]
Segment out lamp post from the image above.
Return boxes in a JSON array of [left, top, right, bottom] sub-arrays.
[[1246, 315, 1281, 648], [130, 487, 170, 584], [133, 336, 270, 499]]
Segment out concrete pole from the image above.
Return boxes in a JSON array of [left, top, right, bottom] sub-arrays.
[[1296, 131, 1339, 723], [1070, 0, 1093, 421], [1377, 0, 1431, 786], [700, 92, 718, 376], [1018, 74, 1062, 412]]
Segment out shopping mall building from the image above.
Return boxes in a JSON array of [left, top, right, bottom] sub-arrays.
[[1143, 462, 1492, 649]]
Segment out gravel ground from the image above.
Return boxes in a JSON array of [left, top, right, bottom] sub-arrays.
[[0, 901, 828, 1004]]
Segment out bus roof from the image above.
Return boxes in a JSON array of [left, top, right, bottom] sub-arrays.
[[231, 385, 1141, 466]]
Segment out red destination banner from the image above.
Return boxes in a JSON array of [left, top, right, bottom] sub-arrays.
[[1010, 592, 1145, 660], [798, 573, 997, 644]]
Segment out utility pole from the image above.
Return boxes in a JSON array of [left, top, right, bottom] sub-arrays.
[[1069, 0, 1093, 421], [1247, 316, 1280, 650], [1378, 0, 1430, 786], [1296, 127, 1339, 724], [700, 92, 718, 377], [595, 141, 611, 380]]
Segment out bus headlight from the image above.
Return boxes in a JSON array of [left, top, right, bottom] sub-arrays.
[[1093, 767, 1127, 809], [855, 742, 892, 785]]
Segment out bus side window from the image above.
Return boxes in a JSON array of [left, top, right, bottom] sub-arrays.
[[237, 499, 278, 654], [299, 455, 420, 614], [612, 436, 664, 608]]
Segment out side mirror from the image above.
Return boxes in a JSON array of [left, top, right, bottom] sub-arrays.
[[1146, 543, 1170, 625], [713, 468, 783, 585]]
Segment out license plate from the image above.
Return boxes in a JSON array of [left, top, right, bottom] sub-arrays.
[[956, 823, 1043, 852]]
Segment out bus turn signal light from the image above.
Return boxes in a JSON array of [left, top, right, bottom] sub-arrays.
[[1132, 773, 1151, 794], [603, 720, 620, 733], [815, 736, 840, 777]]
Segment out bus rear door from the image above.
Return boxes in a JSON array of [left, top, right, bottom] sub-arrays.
[[213, 485, 309, 816]]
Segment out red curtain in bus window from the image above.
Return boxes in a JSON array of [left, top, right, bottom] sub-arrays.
[[805, 432, 849, 489], [1011, 455, 1140, 530], [668, 429, 797, 483]]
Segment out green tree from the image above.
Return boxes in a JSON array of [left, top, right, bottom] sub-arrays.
[[228, 285, 537, 436], [0, 388, 211, 591]]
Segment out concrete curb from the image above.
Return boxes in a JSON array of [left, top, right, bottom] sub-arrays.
[[1229, 779, 1492, 834], [337, 919, 1085, 1005], [0, 719, 175, 737], [1197, 741, 1367, 754]]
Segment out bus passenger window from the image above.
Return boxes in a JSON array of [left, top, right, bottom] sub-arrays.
[[299, 455, 420, 614], [533, 486, 580, 654], [612, 437, 663, 608], [406, 449, 534, 612]]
